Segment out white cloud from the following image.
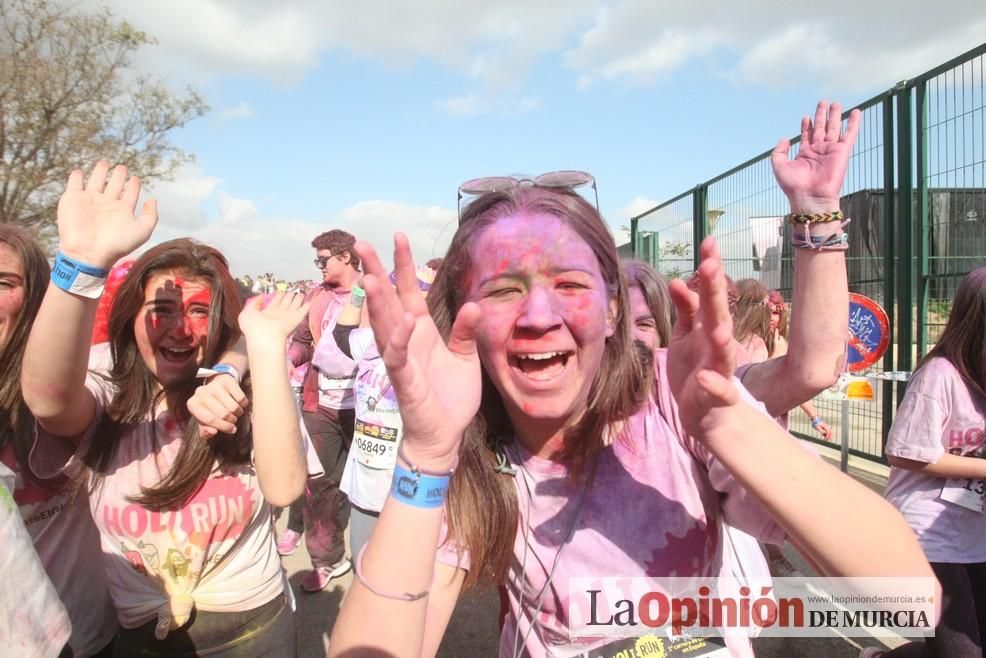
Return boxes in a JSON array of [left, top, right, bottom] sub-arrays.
[[89, 0, 597, 91], [140, 165, 456, 281], [618, 196, 662, 222], [84, 0, 985, 98], [144, 167, 222, 230], [219, 101, 255, 121], [566, 0, 986, 92]]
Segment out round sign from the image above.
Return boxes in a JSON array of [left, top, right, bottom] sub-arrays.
[[847, 293, 890, 372]]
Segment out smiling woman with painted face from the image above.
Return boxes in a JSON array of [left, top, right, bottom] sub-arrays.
[[21, 162, 311, 657], [329, 102, 936, 658]]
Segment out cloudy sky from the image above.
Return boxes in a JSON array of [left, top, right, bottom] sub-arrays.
[[84, 0, 985, 280]]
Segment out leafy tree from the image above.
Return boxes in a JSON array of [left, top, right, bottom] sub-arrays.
[[0, 0, 208, 244]]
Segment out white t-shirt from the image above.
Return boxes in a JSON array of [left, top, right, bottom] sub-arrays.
[[885, 356, 986, 563], [0, 462, 72, 658], [5, 435, 118, 656], [338, 328, 404, 512], [37, 345, 321, 634]]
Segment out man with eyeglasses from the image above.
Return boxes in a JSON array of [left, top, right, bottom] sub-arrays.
[[279, 229, 362, 592]]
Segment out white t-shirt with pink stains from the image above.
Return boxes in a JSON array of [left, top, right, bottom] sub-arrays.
[[885, 356, 986, 563], [437, 350, 784, 658], [6, 436, 118, 656], [37, 345, 320, 633]]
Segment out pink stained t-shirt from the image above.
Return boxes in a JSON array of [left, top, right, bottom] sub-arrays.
[[884, 356, 986, 563], [34, 344, 320, 633], [5, 437, 118, 656], [313, 290, 357, 411], [437, 350, 784, 658]]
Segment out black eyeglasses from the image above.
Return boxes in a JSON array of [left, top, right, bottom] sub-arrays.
[[456, 170, 599, 217]]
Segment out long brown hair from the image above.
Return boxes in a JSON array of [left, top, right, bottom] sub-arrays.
[[623, 260, 674, 348], [732, 278, 772, 356], [0, 225, 50, 477], [430, 186, 650, 590], [918, 267, 986, 398], [82, 239, 249, 511]]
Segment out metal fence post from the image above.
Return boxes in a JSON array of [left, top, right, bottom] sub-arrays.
[[895, 82, 915, 406], [630, 216, 638, 259], [692, 185, 707, 271], [881, 94, 897, 447], [915, 80, 930, 358]]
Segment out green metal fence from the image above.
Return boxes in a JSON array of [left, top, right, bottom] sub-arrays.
[[630, 43, 986, 462]]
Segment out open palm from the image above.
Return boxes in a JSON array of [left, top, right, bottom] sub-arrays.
[[56, 161, 158, 268], [771, 101, 862, 213], [356, 234, 481, 469]]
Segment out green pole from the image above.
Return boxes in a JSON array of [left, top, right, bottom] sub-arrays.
[[895, 83, 914, 406], [631, 216, 639, 259], [915, 80, 929, 358], [881, 94, 897, 451], [692, 186, 707, 272]]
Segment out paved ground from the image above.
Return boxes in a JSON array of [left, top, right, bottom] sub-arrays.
[[277, 447, 908, 657]]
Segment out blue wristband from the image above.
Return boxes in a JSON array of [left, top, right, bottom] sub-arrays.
[[390, 463, 450, 509], [51, 252, 110, 299], [811, 415, 823, 429]]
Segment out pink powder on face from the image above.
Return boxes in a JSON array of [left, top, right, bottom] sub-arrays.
[[466, 213, 614, 440]]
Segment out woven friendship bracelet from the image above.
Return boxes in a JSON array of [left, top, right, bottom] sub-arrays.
[[786, 210, 844, 225]]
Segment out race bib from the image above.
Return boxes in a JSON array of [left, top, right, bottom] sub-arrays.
[[353, 418, 399, 469], [318, 372, 355, 391], [580, 634, 729, 658], [940, 478, 986, 513]]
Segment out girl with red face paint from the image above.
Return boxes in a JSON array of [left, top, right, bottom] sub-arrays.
[[329, 103, 936, 658], [21, 163, 313, 657]]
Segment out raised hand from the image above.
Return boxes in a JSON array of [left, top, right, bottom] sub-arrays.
[[356, 233, 481, 470], [56, 161, 158, 268], [239, 292, 311, 347], [771, 101, 862, 214], [666, 238, 741, 439]]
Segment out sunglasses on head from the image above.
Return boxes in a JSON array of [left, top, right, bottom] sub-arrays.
[[456, 170, 599, 216]]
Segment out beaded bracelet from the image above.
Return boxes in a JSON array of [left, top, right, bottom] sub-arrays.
[[354, 544, 434, 602], [786, 210, 844, 225]]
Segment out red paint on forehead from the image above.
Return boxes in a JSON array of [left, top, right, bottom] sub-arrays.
[[185, 289, 212, 306]]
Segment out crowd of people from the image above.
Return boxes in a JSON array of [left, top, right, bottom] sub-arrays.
[[1, 100, 983, 658]]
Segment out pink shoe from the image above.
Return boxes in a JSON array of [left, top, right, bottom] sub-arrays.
[[276, 529, 302, 556], [301, 558, 352, 593], [858, 648, 885, 658]]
